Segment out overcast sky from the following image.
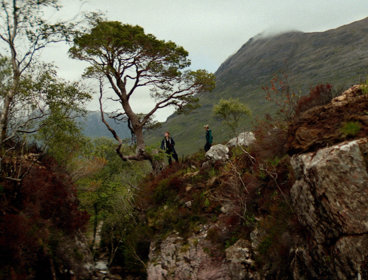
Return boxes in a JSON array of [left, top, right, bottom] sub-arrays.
[[41, 0, 368, 121]]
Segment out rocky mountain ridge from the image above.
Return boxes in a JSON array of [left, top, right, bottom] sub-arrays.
[[147, 17, 368, 155]]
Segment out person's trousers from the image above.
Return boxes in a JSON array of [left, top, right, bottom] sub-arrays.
[[167, 152, 179, 165], [204, 142, 211, 152]]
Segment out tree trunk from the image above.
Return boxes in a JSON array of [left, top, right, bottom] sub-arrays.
[[0, 92, 14, 143], [133, 125, 145, 152], [133, 125, 163, 173], [1, 36, 21, 145]]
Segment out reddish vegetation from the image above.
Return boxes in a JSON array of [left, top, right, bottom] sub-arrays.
[[295, 83, 333, 116], [262, 73, 299, 121], [0, 156, 89, 279]]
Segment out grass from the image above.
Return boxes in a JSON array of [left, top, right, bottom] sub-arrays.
[[340, 121, 362, 137]]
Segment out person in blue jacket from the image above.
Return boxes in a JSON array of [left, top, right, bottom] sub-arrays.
[[204, 124, 213, 152], [160, 131, 179, 165]]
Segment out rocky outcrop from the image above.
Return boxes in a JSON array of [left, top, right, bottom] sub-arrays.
[[227, 132, 256, 148], [146, 85, 368, 279], [205, 144, 229, 162], [147, 226, 259, 280], [204, 132, 256, 165], [290, 137, 368, 279], [287, 85, 368, 154], [225, 239, 258, 280], [147, 226, 230, 280]]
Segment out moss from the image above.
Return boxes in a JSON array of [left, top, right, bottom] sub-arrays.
[[224, 236, 238, 249], [269, 156, 281, 167], [180, 243, 190, 253], [243, 212, 256, 227], [257, 236, 273, 256], [340, 121, 362, 137]]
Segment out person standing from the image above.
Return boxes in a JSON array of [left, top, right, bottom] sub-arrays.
[[160, 131, 179, 165], [204, 124, 213, 152]]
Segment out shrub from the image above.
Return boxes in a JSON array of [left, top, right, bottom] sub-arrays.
[[295, 84, 333, 115], [262, 72, 300, 121], [340, 121, 362, 137], [362, 77, 368, 95], [0, 157, 89, 279], [213, 98, 251, 135], [252, 115, 288, 161]]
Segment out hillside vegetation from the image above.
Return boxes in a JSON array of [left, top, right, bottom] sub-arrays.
[[138, 84, 368, 279], [147, 17, 368, 155]]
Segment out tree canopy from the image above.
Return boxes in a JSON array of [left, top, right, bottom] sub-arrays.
[[213, 98, 251, 135], [0, 0, 77, 144], [70, 20, 215, 167]]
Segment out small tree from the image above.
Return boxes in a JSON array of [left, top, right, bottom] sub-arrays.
[[70, 19, 215, 169], [261, 72, 300, 121], [0, 0, 76, 145], [213, 98, 251, 135]]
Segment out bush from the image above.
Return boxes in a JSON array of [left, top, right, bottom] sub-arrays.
[[262, 72, 300, 121], [295, 83, 333, 116], [252, 115, 288, 161], [0, 157, 89, 279]]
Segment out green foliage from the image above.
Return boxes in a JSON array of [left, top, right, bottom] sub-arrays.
[[213, 98, 251, 136], [340, 121, 362, 137], [362, 78, 368, 95], [0, 56, 11, 95], [224, 236, 239, 249], [70, 19, 215, 166], [0, 0, 78, 145], [36, 109, 89, 164], [70, 19, 215, 116], [257, 236, 273, 256], [76, 137, 150, 266], [244, 212, 256, 227], [25, 64, 92, 164]]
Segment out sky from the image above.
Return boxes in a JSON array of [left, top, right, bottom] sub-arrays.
[[40, 0, 368, 121]]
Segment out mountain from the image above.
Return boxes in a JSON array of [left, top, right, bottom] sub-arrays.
[[79, 111, 131, 139], [147, 17, 368, 155]]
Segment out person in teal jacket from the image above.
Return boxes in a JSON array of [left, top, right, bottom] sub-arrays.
[[204, 124, 213, 152]]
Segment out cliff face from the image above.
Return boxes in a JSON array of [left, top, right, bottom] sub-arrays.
[[144, 86, 368, 279], [290, 138, 368, 279]]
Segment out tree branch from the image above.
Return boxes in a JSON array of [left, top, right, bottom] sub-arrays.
[[98, 80, 142, 162]]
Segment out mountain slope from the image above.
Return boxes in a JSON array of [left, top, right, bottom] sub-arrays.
[[147, 17, 368, 155], [78, 111, 131, 139]]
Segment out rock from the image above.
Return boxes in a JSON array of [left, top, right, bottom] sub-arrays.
[[205, 144, 229, 162], [331, 84, 363, 106], [201, 160, 212, 169], [183, 170, 199, 178], [95, 261, 108, 271], [287, 85, 368, 154], [184, 200, 192, 208], [147, 225, 262, 280], [225, 239, 258, 280], [147, 228, 231, 280], [290, 138, 368, 279], [250, 225, 266, 252], [220, 203, 233, 214], [226, 132, 256, 148], [185, 184, 193, 192]]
